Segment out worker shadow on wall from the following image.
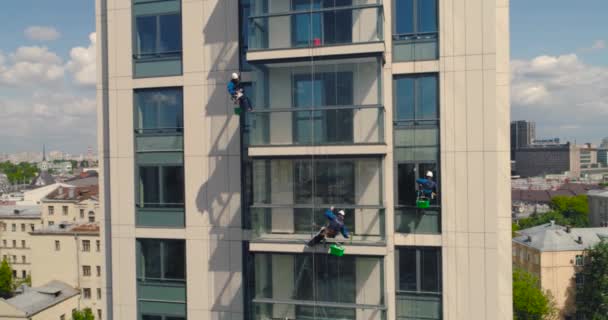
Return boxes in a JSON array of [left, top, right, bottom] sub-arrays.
[[194, 1, 245, 318]]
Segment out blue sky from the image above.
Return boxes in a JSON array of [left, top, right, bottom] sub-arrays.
[[0, 0, 606, 153]]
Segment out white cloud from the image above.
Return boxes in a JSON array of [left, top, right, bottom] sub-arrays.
[[66, 33, 96, 86], [24, 26, 61, 42], [0, 46, 65, 86], [511, 53, 608, 143]]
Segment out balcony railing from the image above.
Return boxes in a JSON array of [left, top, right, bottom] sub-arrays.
[[249, 105, 384, 146], [249, 4, 383, 51], [135, 128, 183, 153], [395, 206, 441, 234], [396, 291, 442, 320], [252, 298, 387, 320], [392, 32, 438, 62], [250, 204, 385, 243]]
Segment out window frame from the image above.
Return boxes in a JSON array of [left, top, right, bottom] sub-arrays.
[[82, 240, 91, 252], [397, 246, 442, 294], [136, 238, 186, 282], [132, 10, 183, 61]]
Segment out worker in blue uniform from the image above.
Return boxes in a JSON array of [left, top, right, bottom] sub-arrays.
[[416, 171, 438, 201], [306, 206, 349, 247], [227, 73, 253, 111]]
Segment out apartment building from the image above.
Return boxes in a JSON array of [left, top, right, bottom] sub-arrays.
[[40, 185, 100, 227], [0, 280, 79, 320], [30, 223, 104, 320], [0, 206, 41, 280], [513, 224, 608, 319], [98, 0, 511, 319]]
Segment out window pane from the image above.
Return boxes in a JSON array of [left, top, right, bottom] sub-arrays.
[[139, 239, 161, 279], [159, 14, 182, 54], [136, 16, 157, 55], [418, 0, 438, 33], [139, 167, 161, 206], [163, 240, 186, 280], [420, 248, 440, 292], [162, 166, 184, 206], [418, 76, 438, 120], [399, 248, 418, 291], [294, 161, 313, 204], [395, 0, 414, 34], [397, 163, 416, 206], [395, 77, 415, 120], [136, 88, 184, 131]]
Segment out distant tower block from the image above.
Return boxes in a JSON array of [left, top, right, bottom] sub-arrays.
[[87, 146, 93, 163]]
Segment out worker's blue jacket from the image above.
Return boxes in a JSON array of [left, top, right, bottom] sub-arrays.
[[416, 178, 437, 197], [325, 209, 349, 238], [227, 80, 241, 96]]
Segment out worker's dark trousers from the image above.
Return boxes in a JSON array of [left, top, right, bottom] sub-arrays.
[[239, 95, 253, 111]]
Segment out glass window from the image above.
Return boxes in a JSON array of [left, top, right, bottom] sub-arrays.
[[137, 239, 186, 281], [62, 206, 68, 215], [83, 288, 91, 299], [135, 14, 182, 58], [135, 88, 183, 134], [393, 0, 438, 61], [575, 255, 584, 266], [398, 247, 442, 293], [55, 240, 60, 251], [82, 240, 91, 252], [394, 0, 438, 35], [20, 224, 25, 232], [395, 74, 438, 123], [137, 165, 184, 208], [48, 206, 54, 215], [83, 266, 91, 277]]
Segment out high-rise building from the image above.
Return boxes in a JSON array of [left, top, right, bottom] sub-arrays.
[[97, 0, 512, 319], [511, 120, 536, 151]]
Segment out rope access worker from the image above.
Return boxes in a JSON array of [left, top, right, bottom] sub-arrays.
[[416, 171, 438, 201], [306, 206, 350, 247], [227, 73, 253, 112]]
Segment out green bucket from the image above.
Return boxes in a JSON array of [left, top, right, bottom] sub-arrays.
[[416, 199, 430, 209], [234, 107, 242, 115], [329, 244, 345, 257]]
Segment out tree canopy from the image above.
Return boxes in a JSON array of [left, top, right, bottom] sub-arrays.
[[576, 240, 608, 319], [513, 268, 557, 320], [0, 259, 13, 298], [0, 162, 38, 185], [517, 195, 590, 230], [72, 308, 95, 320]]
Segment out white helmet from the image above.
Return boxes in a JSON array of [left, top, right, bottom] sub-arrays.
[[338, 210, 346, 217], [231, 73, 239, 80], [426, 171, 433, 178]]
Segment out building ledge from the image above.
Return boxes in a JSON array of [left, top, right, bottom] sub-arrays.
[[394, 233, 442, 246], [248, 144, 387, 157], [249, 241, 387, 256], [246, 42, 385, 62]]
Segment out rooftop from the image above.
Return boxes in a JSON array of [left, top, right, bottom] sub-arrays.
[[588, 189, 608, 198], [0, 206, 41, 219], [31, 222, 99, 235], [512, 183, 602, 203], [513, 223, 608, 252], [43, 185, 99, 202], [1, 280, 78, 316]]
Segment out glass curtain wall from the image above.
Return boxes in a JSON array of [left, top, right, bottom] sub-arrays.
[[396, 247, 442, 319], [392, 0, 438, 61], [248, 0, 383, 51], [136, 239, 187, 320], [250, 157, 384, 243], [134, 87, 185, 228], [132, 0, 183, 77], [393, 74, 440, 234], [250, 252, 386, 319], [248, 56, 384, 146]]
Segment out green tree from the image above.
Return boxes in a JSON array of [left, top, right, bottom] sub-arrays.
[[72, 308, 95, 320], [0, 259, 13, 298], [0, 161, 38, 185], [516, 195, 590, 230], [513, 268, 557, 320], [576, 240, 608, 318]]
